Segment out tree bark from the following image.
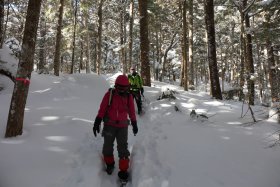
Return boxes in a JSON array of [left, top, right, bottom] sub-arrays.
[[128, 0, 134, 70], [71, 0, 78, 74], [54, 0, 65, 76], [5, 0, 42, 138], [188, 0, 194, 86], [0, 0, 4, 47], [245, 12, 255, 105], [96, 0, 104, 75], [182, 0, 188, 91], [38, 10, 46, 73], [138, 0, 151, 86], [204, 0, 222, 100]]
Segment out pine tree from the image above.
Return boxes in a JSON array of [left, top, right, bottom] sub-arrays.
[[0, 0, 4, 48], [54, 0, 65, 76], [204, 0, 222, 100], [5, 0, 42, 138], [139, 0, 151, 86]]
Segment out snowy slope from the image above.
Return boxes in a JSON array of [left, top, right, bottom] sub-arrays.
[[0, 73, 280, 187]]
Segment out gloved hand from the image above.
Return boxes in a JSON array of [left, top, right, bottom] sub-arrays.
[[140, 87, 144, 95], [93, 117, 102, 137], [131, 121, 138, 135]]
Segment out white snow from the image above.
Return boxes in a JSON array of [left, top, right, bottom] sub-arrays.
[[0, 71, 280, 187]]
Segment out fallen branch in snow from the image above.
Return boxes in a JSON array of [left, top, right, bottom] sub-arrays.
[[241, 100, 257, 122]]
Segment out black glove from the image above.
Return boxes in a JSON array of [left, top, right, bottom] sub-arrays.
[[131, 121, 138, 135], [93, 117, 102, 137], [140, 87, 144, 95]]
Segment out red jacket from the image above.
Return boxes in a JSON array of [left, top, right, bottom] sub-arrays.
[[97, 90, 136, 127]]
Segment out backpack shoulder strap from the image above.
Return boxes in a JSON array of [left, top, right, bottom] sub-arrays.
[[108, 88, 115, 107]]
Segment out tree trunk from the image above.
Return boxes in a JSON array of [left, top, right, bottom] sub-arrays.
[[5, 0, 42, 138], [38, 11, 46, 73], [188, 0, 194, 86], [182, 0, 188, 91], [204, 0, 222, 100], [0, 0, 4, 47], [128, 0, 134, 70], [120, 0, 127, 74], [96, 0, 104, 75], [239, 10, 245, 89], [54, 0, 64, 76], [244, 13, 255, 105], [71, 0, 78, 74], [138, 0, 151, 86]]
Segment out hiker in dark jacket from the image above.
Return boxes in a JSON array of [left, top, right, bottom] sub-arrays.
[[93, 74, 138, 180]]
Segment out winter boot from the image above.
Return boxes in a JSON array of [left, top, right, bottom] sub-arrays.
[[118, 157, 129, 180], [106, 162, 115, 175], [104, 156, 115, 175], [118, 170, 129, 181]]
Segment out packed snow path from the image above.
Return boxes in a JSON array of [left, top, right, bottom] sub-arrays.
[[1, 73, 280, 187]]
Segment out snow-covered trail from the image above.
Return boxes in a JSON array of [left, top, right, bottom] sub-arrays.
[[1, 73, 280, 187]]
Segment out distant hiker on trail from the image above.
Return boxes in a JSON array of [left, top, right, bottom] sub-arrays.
[[93, 74, 138, 181], [128, 66, 144, 115]]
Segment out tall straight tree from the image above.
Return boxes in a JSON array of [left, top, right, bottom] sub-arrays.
[[54, 0, 65, 76], [5, 0, 42, 138], [204, 0, 222, 100], [182, 0, 188, 91], [188, 0, 194, 86], [138, 0, 151, 86], [96, 0, 104, 75], [0, 0, 4, 48], [71, 0, 78, 74], [120, 0, 127, 74], [245, 11, 255, 105], [128, 0, 134, 71]]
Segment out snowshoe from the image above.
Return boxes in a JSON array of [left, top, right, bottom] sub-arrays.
[[118, 171, 129, 183]]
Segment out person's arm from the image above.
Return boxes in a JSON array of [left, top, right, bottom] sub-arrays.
[[96, 91, 110, 118]]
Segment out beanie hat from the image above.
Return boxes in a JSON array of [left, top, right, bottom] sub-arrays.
[[115, 75, 129, 86]]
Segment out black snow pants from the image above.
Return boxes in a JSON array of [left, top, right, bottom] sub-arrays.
[[102, 125, 130, 158]]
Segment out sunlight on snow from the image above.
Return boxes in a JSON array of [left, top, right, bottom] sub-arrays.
[[227, 121, 242, 125], [72, 118, 93, 123], [32, 88, 51, 93], [221, 136, 231, 140], [47, 146, 67, 153], [41, 116, 59, 121], [45, 136, 69, 142], [1, 139, 25, 144], [204, 101, 223, 106], [160, 103, 172, 107], [181, 102, 195, 108]]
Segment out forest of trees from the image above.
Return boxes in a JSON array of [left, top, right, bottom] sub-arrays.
[[0, 0, 279, 137]]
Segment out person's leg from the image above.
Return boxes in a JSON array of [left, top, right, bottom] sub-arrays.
[[116, 127, 130, 179], [135, 92, 142, 114], [102, 125, 116, 171]]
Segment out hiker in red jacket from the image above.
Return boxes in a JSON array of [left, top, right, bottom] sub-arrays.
[[93, 74, 138, 181]]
